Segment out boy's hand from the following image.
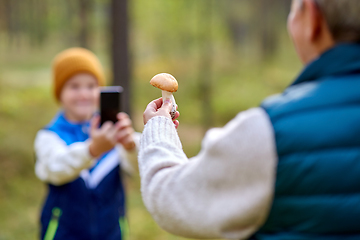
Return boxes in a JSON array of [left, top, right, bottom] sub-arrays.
[[115, 112, 136, 151], [143, 98, 180, 128], [89, 116, 118, 158]]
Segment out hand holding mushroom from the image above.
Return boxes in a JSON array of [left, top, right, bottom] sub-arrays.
[[143, 73, 180, 128], [150, 73, 178, 119]]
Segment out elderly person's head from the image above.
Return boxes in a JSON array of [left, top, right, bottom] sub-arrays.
[[288, 0, 360, 64]]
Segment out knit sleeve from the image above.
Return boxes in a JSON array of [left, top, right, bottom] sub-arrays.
[[139, 108, 277, 239], [34, 129, 96, 186]]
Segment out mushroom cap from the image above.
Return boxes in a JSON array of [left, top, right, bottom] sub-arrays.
[[150, 73, 178, 92]]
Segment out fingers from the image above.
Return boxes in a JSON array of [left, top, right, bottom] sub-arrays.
[[173, 111, 180, 120], [89, 120, 116, 157], [143, 98, 179, 125], [116, 113, 132, 130], [116, 127, 134, 143], [173, 120, 179, 129], [100, 121, 113, 133], [172, 110, 180, 129], [146, 98, 163, 112], [90, 115, 100, 132], [118, 119, 132, 131], [116, 126, 136, 150], [160, 98, 173, 113], [153, 97, 163, 109], [114, 113, 135, 146], [150, 98, 172, 119], [143, 99, 159, 125], [114, 117, 134, 143], [116, 112, 129, 122]]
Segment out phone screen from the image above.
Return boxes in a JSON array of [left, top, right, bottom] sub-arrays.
[[100, 86, 123, 126]]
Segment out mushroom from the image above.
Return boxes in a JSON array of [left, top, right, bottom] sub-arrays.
[[150, 73, 178, 119]]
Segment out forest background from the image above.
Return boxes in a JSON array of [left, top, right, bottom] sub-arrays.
[[0, 0, 301, 239]]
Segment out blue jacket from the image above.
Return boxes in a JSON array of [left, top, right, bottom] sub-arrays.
[[39, 113, 126, 240], [253, 44, 360, 239]]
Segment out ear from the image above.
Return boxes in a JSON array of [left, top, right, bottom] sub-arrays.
[[303, 0, 323, 42]]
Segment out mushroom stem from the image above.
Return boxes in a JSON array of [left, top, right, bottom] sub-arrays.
[[162, 90, 177, 119], [162, 90, 176, 105]]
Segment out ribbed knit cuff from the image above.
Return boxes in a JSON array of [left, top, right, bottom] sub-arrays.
[[140, 116, 182, 152]]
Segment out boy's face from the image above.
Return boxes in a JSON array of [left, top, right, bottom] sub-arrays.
[[60, 73, 99, 122]]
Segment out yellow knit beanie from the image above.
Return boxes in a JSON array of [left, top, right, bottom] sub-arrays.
[[52, 47, 106, 101]]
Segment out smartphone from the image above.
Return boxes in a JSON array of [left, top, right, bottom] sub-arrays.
[[100, 86, 123, 126]]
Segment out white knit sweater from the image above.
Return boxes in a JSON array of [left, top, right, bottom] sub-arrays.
[[139, 107, 278, 239]]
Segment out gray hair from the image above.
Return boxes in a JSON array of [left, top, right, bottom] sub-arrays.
[[314, 0, 360, 42]]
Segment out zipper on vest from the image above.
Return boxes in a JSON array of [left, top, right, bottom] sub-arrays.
[[119, 216, 129, 240], [44, 207, 62, 240]]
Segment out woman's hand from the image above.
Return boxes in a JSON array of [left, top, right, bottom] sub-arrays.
[[143, 98, 180, 128]]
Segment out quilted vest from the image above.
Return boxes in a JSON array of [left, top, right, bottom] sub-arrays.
[[253, 44, 360, 239]]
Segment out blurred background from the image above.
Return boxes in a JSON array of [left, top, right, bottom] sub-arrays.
[[0, 0, 301, 239]]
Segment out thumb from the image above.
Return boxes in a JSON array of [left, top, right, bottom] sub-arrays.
[[90, 115, 100, 133], [161, 98, 173, 112]]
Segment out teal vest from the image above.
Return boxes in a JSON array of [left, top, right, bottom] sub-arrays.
[[255, 44, 360, 239]]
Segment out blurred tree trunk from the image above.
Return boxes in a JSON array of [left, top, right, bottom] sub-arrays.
[[226, 17, 247, 49], [258, 0, 278, 61], [3, 0, 21, 46], [79, 0, 93, 49], [64, 1, 78, 46], [28, 0, 48, 47], [221, 1, 248, 49], [198, 0, 214, 130], [111, 0, 131, 116], [0, 0, 4, 31], [36, 0, 49, 45]]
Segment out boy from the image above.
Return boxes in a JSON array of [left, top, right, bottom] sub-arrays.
[[34, 48, 139, 240], [140, 0, 360, 239]]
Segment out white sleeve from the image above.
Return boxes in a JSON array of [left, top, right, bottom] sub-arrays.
[[116, 132, 141, 175], [34, 130, 96, 186], [139, 108, 277, 239]]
